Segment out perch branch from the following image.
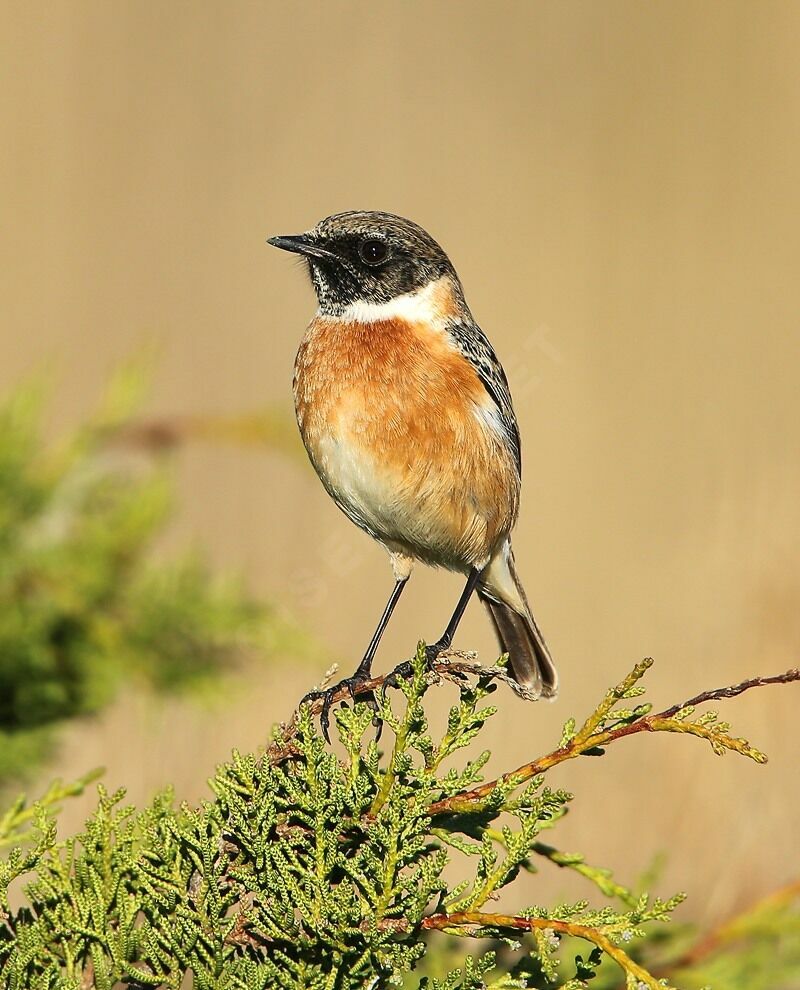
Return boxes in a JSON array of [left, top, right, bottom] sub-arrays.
[[267, 650, 516, 763]]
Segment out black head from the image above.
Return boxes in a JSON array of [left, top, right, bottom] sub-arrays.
[[268, 211, 460, 314]]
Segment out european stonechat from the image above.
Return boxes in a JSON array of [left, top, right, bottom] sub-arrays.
[[269, 212, 557, 735]]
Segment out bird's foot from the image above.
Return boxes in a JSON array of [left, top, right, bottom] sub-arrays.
[[381, 641, 449, 697], [300, 671, 379, 744]]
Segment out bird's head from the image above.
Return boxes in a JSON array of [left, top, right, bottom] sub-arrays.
[[268, 211, 465, 320]]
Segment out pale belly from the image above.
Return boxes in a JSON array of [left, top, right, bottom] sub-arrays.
[[303, 419, 517, 570]]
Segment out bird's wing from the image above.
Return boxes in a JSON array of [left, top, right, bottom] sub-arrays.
[[446, 318, 522, 476]]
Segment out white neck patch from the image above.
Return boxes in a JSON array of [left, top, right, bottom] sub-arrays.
[[335, 277, 455, 325]]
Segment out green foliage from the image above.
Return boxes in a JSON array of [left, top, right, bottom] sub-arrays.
[[0, 371, 291, 785], [1, 649, 795, 989]]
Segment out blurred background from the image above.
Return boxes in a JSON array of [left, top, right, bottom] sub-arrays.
[[1, 0, 798, 927]]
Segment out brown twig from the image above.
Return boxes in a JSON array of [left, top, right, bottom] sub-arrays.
[[268, 654, 798, 814], [421, 911, 671, 989], [659, 669, 800, 719], [427, 667, 800, 817]]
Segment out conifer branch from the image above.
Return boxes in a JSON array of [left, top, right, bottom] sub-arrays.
[[421, 911, 672, 989], [0, 769, 104, 848], [427, 665, 800, 817], [2, 648, 796, 989], [267, 648, 502, 763], [658, 668, 800, 718]]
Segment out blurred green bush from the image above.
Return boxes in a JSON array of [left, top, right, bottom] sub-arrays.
[[0, 366, 293, 785]]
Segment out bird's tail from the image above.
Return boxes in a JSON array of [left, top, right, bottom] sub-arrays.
[[478, 542, 558, 699]]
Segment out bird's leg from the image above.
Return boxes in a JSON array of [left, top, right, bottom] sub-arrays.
[[354, 576, 409, 680], [302, 577, 408, 741], [384, 568, 482, 692], [426, 567, 482, 660]]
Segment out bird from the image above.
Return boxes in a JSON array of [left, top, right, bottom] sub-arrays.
[[269, 211, 557, 737]]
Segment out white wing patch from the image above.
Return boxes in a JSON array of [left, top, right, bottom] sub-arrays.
[[473, 400, 508, 442]]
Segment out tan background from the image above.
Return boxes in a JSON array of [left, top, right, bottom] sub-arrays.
[[2, 1, 799, 925]]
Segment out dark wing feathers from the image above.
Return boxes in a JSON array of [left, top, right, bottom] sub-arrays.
[[445, 319, 522, 475]]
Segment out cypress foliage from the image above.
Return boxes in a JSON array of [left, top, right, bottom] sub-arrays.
[[2, 648, 797, 989]]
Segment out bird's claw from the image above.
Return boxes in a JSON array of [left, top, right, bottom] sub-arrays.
[[380, 661, 414, 700], [380, 642, 448, 700], [303, 644, 456, 742], [301, 674, 381, 744]]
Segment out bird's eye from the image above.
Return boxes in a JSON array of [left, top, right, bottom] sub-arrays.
[[359, 239, 389, 266]]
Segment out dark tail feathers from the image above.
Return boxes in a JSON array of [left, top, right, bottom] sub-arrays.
[[478, 548, 558, 699]]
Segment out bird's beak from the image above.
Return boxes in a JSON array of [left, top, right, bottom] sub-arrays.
[[267, 233, 338, 262]]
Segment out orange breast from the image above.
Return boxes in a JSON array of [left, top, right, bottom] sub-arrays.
[[293, 314, 519, 568]]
